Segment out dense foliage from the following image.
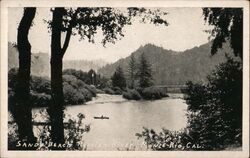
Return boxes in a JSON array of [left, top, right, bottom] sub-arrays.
[[136, 128, 196, 151], [62, 69, 109, 89], [47, 8, 168, 46], [111, 66, 127, 90], [8, 68, 97, 108], [123, 87, 168, 100], [138, 53, 153, 88], [203, 8, 243, 59], [184, 57, 242, 149], [122, 89, 142, 100], [128, 54, 137, 88], [141, 87, 169, 100]]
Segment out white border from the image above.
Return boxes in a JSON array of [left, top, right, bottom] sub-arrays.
[[1, 1, 249, 158]]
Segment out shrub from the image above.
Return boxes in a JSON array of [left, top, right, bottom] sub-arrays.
[[141, 87, 168, 100], [84, 84, 97, 97], [30, 92, 51, 107], [96, 76, 110, 89], [184, 81, 208, 112], [31, 76, 51, 94], [63, 82, 85, 105], [103, 88, 115, 95], [113, 87, 123, 95], [63, 75, 78, 87], [136, 127, 199, 151], [78, 88, 92, 102], [63, 74, 97, 104], [8, 68, 18, 89], [95, 89, 105, 94], [122, 89, 141, 100]]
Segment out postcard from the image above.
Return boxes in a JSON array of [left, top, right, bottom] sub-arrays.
[[1, 0, 249, 157]]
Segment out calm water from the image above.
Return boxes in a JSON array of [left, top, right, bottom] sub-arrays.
[[64, 94, 188, 150]]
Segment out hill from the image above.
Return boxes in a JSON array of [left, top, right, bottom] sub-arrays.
[[8, 42, 107, 77], [63, 59, 107, 72], [8, 42, 50, 76], [98, 42, 233, 85]]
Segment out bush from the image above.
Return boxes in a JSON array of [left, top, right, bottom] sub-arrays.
[[84, 84, 97, 97], [136, 127, 199, 151], [141, 87, 168, 100], [30, 92, 51, 107], [103, 88, 115, 95], [63, 75, 78, 87], [95, 89, 105, 94], [184, 81, 208, 111], [112, 87, 123, 95], [63, 82, 86, 105], [63, 74, 97, 104], [8, 68, 18, 89], [78, 88, 92, 102], [122, 89, 142, 100], [31, 76, 51, 94], [63, 69, 89, 84]]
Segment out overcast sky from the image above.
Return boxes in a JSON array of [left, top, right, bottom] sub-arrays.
[[8, 7, 213, 63]]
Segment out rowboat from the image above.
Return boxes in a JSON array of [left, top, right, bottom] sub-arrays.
[[93, 115, 109, 119]]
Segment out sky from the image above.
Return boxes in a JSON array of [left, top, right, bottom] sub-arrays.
[[8, 7, 213, 63]]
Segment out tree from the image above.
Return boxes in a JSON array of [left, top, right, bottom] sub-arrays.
[[203, 8, 243, 59], [185, 57, 242, 149], [48, 8, 67, 147], [9, 8, 36, 147], [88, 69, 97, 85], [128, 53, 137, 88], [138, 53, 153, 88], [47, 7, 168, 147], [111, 65, 127, 89]]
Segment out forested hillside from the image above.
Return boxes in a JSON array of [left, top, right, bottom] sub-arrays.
[[98, 42, 233, 85]]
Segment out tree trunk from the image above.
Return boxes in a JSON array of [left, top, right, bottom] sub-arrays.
[[11, 8, 36, 148], [48, 8, 65, 149], [50, 55, 65, 147], [49, 8, 75, 149]]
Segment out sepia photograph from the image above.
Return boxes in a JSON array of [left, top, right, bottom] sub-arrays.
[[1, 0, 249, 157]]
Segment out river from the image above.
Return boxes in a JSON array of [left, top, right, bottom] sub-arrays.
[[64, 93, 188, 150]]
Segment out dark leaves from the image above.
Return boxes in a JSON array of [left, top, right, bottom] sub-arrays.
[[203, 8, 243, 59], [49, 7, 168, 46]]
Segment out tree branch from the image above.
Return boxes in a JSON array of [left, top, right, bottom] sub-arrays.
[[61, 26, 72, 57], [61, 8, 80, 57]]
